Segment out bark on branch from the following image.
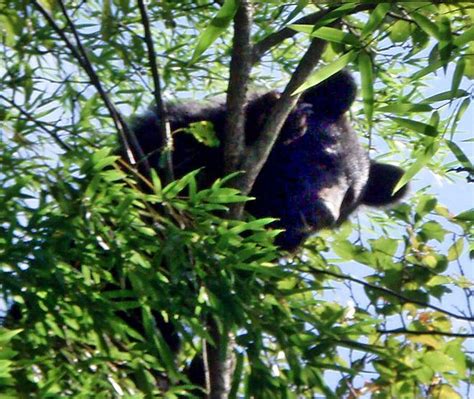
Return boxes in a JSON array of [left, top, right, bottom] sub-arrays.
[[224, 1, 253, 176], [252, 3, 373, 65], [237, 38, 327, 198]]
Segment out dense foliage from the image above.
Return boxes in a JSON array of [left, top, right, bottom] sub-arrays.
[[0, 1, 473, 398]]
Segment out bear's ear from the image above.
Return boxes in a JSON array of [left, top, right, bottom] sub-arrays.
[[362, 162, 408, 207], [300, 70, 357, 120]]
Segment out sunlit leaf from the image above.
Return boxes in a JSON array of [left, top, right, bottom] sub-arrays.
[[101, 0, 113, 41], [361, 2, 391, 38], [447, 238, 465, 261], [446, 140, 474, 171], [411, 12, 441, 40], [359, 51, 374, 126], [293, 50, 356, 94], [421, 89, 468, 103], [190, 0, 238, 64], [290, 25, 360, 46], [378, 103, 433, 113], [390, 20, 412, 43], [390, 117, 438, 137], [393, 141, 439, 193], [453, 25, 474, 48], [282, 0, 309, 25]]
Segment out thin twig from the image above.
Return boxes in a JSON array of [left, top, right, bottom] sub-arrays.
[[251, 3, 374, 65], [33, 0, 150, 176], [137, 0, 174, 184], [377, 329, 474, 338], [311, 267, 474, 322], [0, 94, 72, 152]]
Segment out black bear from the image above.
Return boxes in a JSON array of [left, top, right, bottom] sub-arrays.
[[131, 71, 408, 250]]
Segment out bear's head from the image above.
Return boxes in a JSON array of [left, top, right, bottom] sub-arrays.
[[247, 72, 408, 250]]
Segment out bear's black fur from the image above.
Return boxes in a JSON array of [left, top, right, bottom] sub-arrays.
[[131, 71, 408, 250]]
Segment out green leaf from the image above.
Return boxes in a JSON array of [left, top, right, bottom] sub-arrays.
[[162, 169, 200, 198], [361, 2, 391, 38], [182, 121, 220, 147], [429, 385, 462, 399], [0, 328, 22, 345], [101, 0, 113, 41], [446, 140, 474, 171], [410, 59, 447, 80], [312, 3, 360, 30], [393, 141, 439, 193], [450, 97, 470, 135], [421, 89, 468, 103], [282, 0, 309, 25], [447, 238, 464, 261], [378, 103, 433, 114], [38, 0, 57, 13], [420, 221, 446, 242], [293, 50, 356, 94], [451, 57, 465, 96], [453, 25, 474, 48], [411, 12, 441, 40], [454, 209, 474, 222], [190, 0, 238, 64], [389, 20, 412, 43], [150, 169, 162, 195], [464, 42, 474, 79], [359, 51, 374, 126], [423, 352, 456, 373], [390, 117, 438, 137], [290, 25, 360, 46]]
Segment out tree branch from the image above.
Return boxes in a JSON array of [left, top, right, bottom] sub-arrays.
[[236, 38, 327, 198], [377, 328, 474, 338], [310, 267, 474, 322], [33, 0, 150, 176], [224, 0, 253, 176], [137, 0, 174, 184], [207, 3, 254, 396], [0, 94, 72, 152], [251, 3, 373, 65]]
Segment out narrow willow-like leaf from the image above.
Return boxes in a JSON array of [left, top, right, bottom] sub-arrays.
[[393, 141, 439, 194], [450, 97, 470, 136], [312, 3, 359, 30], [289, 25, 360, 46], [411, 12, 441, 40], [453, 26, 474, 47], [190, 0, 238, 64], [312, 27, 360, 46], [390, 117, 438, 137], [282, 0, 309, 26], [421, 89, 468, 103], [446, 140, 474, 171], [361, 2, 391, 38], [101, 0, 113, 41], [293, 50, 356, 94], [410, 59, 447, 80], [451, 58, 465, 96], [378, 103, 433, 113], [162, 169, 200, 198], [359, 51, 374, 126], [390, 20, 412, 43]]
